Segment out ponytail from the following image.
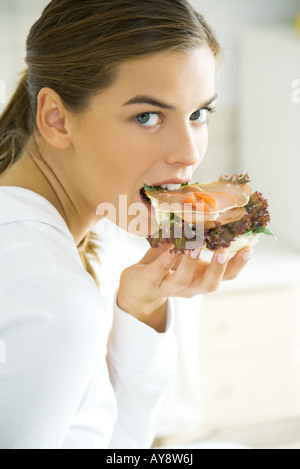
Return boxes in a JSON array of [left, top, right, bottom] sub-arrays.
[[0, 70, 32, 175], [77, 231, 101, 289]]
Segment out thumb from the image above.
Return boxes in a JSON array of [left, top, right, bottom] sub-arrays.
[[139, 242, 176, 265]]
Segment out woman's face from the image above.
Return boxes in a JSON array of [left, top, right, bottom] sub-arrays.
[[70, 45, 217, 236]]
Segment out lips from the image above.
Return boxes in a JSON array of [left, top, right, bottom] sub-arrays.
[[140, 179, 192, 201]]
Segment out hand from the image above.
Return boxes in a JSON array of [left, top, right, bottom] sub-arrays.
[[117, 242, 253, 331]]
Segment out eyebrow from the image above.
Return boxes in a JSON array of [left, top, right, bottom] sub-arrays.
[[123, 93, 218, 110]]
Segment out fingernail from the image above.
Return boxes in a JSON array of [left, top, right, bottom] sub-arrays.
[[217, 252, 229, 264], [190, 248, 201, 259], [242, 249, 253, 262]]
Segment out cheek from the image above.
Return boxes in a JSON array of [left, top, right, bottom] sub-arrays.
[[194, 125, 209, 164], [97, 122, 158, 170], [82, 119, 159, 196], [201, 126, 209, 155]]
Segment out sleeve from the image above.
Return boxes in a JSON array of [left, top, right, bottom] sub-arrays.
[[0, 272, 106, 450], [107, 288, 178, 449]]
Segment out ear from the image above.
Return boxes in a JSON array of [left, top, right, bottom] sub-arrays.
[[36, 88, 72, 149]]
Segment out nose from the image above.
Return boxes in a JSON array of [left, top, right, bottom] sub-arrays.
[[164, 123, 206, 167]]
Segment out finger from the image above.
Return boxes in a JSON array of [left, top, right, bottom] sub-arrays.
[[200, 248, 230, 292], [165, 247, 202, 272], [160, 247, 202, 292], [140, 242, 174, 265], [144, 244, 182, 287], [169, 249, 190, 271], [223, 247, 253, 281]]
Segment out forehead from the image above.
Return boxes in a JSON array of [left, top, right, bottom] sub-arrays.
[[97, 45, 216, 108]]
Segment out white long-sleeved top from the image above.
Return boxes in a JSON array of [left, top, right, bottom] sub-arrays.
[[0, 186, 177, 449]]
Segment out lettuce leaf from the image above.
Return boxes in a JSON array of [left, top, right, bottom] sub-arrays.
[[253, 226, 277, 241], [143, 184, 159, 191]]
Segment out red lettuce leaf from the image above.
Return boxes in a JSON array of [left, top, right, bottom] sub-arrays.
[[146, 191, 271, 252]]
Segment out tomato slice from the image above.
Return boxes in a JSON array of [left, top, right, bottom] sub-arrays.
[[194, 192, 217, 209], [183, 195, 197, 209], [184, 195, 211, 212]]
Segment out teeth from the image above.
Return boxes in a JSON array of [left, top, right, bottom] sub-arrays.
[[160, 184, 182, 191]]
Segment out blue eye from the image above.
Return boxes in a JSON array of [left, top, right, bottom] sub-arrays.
[[135, 112, 160, 127], [190, 109, 208, 123]]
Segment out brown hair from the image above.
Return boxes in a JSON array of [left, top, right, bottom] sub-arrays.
[[0, 0, 220, 288]]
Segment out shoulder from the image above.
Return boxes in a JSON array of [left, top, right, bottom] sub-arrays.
[[2, 270, 108, 356], [0, 218, 96, 288], [0, 218, 107, 341], [9, 269, 104, 319]]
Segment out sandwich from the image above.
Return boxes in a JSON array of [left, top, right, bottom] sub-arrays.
[[140, 172, 275, 253]]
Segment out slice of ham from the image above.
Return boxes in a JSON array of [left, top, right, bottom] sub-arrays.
[[194, 181, 251, 207], [203, 207, 248, 229], [145, 179, 251, 225]]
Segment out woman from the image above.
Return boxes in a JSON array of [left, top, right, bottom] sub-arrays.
[[0, 0, 253, 449]]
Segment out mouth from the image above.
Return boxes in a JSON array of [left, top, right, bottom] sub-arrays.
[[139, 180, 193, 216], [139, 180, 191, 204]]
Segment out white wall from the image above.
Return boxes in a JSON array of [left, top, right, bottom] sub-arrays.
[[191, 0, 300, 107], [190, 0, 300, 182], [0, 0, 49, 109]]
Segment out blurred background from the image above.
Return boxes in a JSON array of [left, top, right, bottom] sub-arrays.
[[1, 0, 300, 449]]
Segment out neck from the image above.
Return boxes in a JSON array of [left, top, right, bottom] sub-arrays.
[[0, 135, 96, 245]]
